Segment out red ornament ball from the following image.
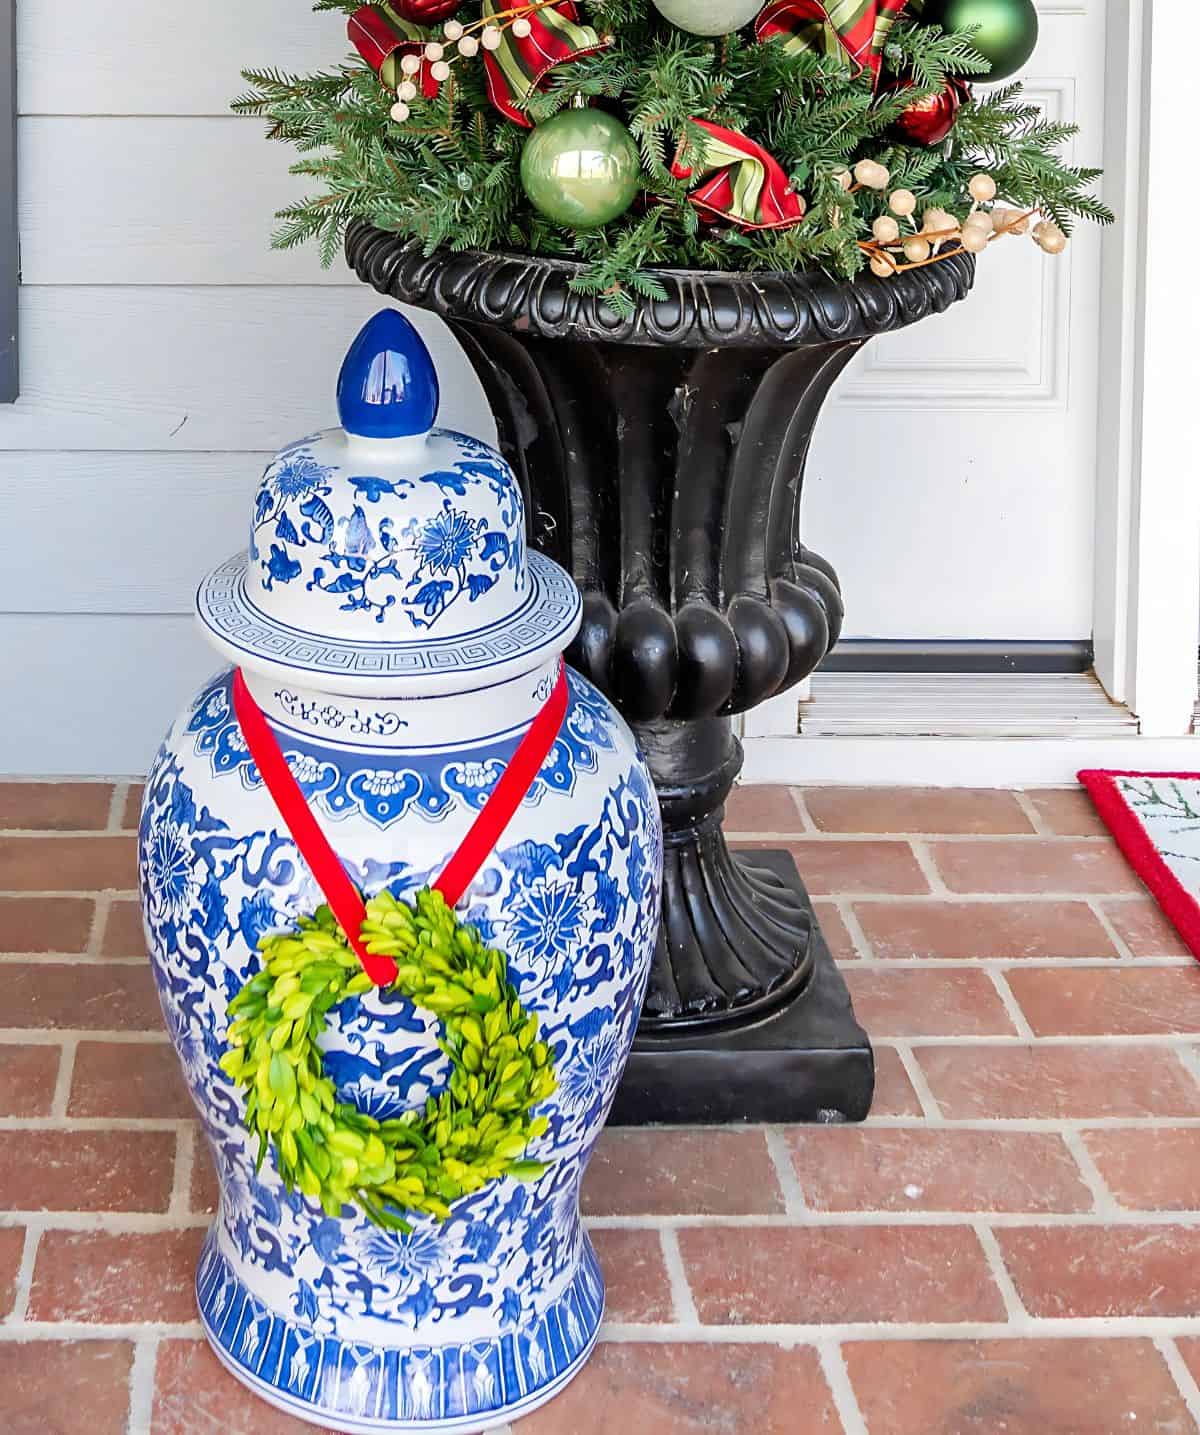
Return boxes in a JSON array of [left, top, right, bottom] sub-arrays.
[[891, 78, 970, 147], [389, 0, 461, 24]]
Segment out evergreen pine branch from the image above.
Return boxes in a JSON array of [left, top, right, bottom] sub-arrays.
[[233, 0, 1113, 292]]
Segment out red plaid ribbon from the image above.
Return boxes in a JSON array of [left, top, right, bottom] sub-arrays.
[[481, 0, 610, 128], [349, 3, 440, 97], [755, 0, 910, 82], [671, 121, 806, 231]]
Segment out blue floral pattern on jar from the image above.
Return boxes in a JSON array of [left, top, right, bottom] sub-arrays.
[[248, 430, 526, 635], [139, 664, 661, 1434]]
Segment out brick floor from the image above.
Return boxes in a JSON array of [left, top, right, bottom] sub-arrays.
[[2, 780, 1200, 1433]]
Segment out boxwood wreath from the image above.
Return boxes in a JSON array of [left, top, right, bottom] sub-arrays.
[[235, 0, 1113, 310], [219, 886, 558, 1231]]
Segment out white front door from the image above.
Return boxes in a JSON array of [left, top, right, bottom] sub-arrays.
[[800, 0, 1109, 646]]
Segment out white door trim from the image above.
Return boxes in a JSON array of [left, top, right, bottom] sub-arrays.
[[1092, 0, 1200, 737]]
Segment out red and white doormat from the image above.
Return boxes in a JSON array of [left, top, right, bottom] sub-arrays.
[[1079, 769, 1200, 961]]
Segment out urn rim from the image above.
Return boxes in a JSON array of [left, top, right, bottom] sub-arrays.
[[345, 223, 976, 348], [195, 547, 583, 698]]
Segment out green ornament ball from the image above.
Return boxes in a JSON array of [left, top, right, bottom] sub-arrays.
[[519, 110, 641, 231], [921, 0, 1038, 82]]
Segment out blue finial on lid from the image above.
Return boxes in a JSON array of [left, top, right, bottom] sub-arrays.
[[337, 309, 440, 439]]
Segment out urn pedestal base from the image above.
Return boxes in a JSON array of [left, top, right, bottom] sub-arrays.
[[610, 855, 872, 1125], [346, 228, 975, 1125]]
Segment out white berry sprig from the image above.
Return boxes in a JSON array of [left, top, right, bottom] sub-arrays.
[[848, 168, 1069, 277], [388, 0, 612, 125]]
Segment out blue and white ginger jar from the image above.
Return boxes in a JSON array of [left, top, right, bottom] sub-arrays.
[[138, 310, 662, 1433]]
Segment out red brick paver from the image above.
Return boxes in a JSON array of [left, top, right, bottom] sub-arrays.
[[854, 898, 1115, 959], [0, 895, 94, 953], [0, 1225, 25, 1318], [804, 785, 1034, 835], [0, 781, 115, 831], [152, 1339, 313, 1434], [583, 1128, 784, 1216], [843, 966, 1017, 1036], [844, 1338, 1193, 1434], [1082, 1127, 1200, 1210], [29, 1228, 206, 1322], [1006, 965, 1200, 1036], [914, 1042, 1200, 1119], [0, 1130, 176, 1212], [67, 1039, 194, 1119], [520, 1342, 841, 1432], [0, 834, 137, 891], [997, 1225, 1200, 1317], [929, 837, 1142, 894], [786, 1128, 1093, 1212], [0, 1340, 134, 1435], [0, 1043, 61, 1115], [3, 779, 1200, 1431], [678, 1224, 1006, 1325]]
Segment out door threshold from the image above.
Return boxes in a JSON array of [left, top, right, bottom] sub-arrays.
[[798, 670, 1137, 740], [738, 670, 1199, 786]]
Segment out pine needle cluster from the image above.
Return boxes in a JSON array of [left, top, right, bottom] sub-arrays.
[[235, 0, 1112, 308]]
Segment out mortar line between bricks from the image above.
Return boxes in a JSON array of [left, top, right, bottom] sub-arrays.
[[1086, 896, 1137, 959], [726, 830, 1125, 845], [6, 1112, 1200, 1137], [106, 783, 128, 835], [0, 954, 150, 967], [833, 899, 874, 959], [1155, 1336, 1200, 1429], [1058, 1129, 1120, 1215], [816, 1340, 868, 1435], [860, 1117, 1200, 1131], [6, 1226, 41, 1325], [20, 952, 1198, 972], [6, 1029, 1200, 1049], [0, 1213, 210, 1232], [585, 1211, 1200, 1228], [0, 779, 116, 787], [4, 1210, 1200, 1233], [0, 1031, 170, 1046], [169, 1124, 196, 1219], [972, 1222, 1027, 1322], [984, 969, 1036, 1039], [1173, 1043, 1200, 1093], [1013, 789, 1048, 835], [657, 1227, 699, 1324], [85, 890, 114, 962], [595, 1316, 1200, 1341], [763, 1128, 807, 1214], [0, 889, 139, 900], [877, 1035, 1200, 1047], [0, 1322, 204, 1341], [834, 956, 1195, 969], [0, 1116, 198, 1134], [891, 1042, 943, 1118], [126, 1334, 159, 1435], [905, 839, 950, 897], [787, 788, 818, 833], [3, 887, 1157, 902], [49, 1038, 77, 1118], [6, 1315, 1200, 1344]]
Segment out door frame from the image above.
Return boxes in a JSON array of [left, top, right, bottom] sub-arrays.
[[1092, 0, 1200, 737]]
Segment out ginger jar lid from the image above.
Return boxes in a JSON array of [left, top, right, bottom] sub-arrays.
[[196, 310, 581, 697]]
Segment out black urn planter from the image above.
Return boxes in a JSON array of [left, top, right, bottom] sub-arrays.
[[347, 224, 975, 1122]]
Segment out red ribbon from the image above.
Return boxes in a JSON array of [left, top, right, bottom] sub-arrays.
[[231, 664, 570, 987]]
